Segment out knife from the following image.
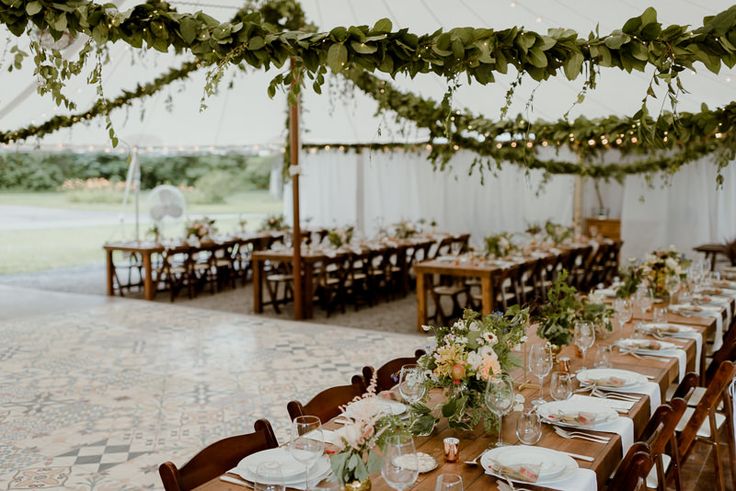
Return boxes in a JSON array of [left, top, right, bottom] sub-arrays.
[[558, 450, 595, 462]]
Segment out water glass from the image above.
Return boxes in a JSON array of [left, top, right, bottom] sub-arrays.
[[434, 473, 463, 491], [594, 345, 611, 368], [398, 364, 427, 405], [574, 321, 595, 370], [549, 371, 574, 401], [381, 434, 419, 491], [289, 416, 324, 490], [515, 410, 542, 445], [527, 344, 552, 406], [485, 375, 515, 447], [254, 462, 285, 491], [652, 306, 667, 324]]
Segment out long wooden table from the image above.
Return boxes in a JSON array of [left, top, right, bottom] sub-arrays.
[[104, 232, 278, 300], [252, 237, 436, 320], [198, 293, 730, 491]]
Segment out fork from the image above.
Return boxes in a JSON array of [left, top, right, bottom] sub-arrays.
[[554, 426, 610, 443], [464, 448, 489, 466], [590, 388, 640, 402]]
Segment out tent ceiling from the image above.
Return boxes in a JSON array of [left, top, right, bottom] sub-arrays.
[[0, 0, 734, 148]]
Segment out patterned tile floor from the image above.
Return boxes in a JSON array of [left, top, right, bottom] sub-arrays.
[[0, 287, 426, 490]]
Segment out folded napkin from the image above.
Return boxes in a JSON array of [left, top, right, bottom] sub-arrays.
[[488, 460, 541, 482], [305, 428, 341, 446], [671, 304, 724, 350], [602, 381, 661, 417], [547, 410, 608, 426], [564, 396, 634, 455], [538, 468, 597, 491], [642, 324, 703, 375], [585, 376, 628, 388], [641, 348, 687, 382]]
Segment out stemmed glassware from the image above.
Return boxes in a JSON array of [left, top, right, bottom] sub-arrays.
[[612, 298, 632, 331], [527, 344, 552, 406], [485, 375, 515, 447], [574, 321, 595, 370], [515, 409, 542, 445], [289, 415, 324, 490], [381, 434, 418, 491], [398, 364, 427, 405]]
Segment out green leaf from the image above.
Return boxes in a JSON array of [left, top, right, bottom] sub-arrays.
[[53, 13, 67, 32], [248, 36, 265, 50], [604, 32, 630, 50], [528, 47, 548, 68], [630, 41, 649, 61], [563, 52, 583, 80], [640, 7, 658, 27], [372, 18, 392, 34], [351, 41, 377, 54], [25, 1, 42, 15], [327, 43, 348, 72], [179, 18, 198, 44]]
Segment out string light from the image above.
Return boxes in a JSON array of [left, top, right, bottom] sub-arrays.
[[541, 140, 548, 147], [510, 141, 517, 148], [630, 137, 638, 144], [525, 141, 533, 148]]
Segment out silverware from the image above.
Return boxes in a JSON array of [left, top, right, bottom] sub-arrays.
[[464, 448, 489, 465], [553, 426, 610, 443], [557, 450, 595, 462], [220, 475, 252, 488], [590, 388, 640, 402]]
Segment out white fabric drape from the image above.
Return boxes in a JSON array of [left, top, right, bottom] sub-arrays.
[[286, 150, 574, 244], [285, 150, 736, 258]]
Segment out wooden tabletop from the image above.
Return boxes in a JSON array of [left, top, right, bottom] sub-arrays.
[[195, 295, 725, 491]]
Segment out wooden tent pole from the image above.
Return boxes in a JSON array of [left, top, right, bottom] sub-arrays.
[[289, 59, 303, 320]]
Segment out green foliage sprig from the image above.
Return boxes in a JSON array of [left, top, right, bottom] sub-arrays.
[[537, 270, 581, 347]]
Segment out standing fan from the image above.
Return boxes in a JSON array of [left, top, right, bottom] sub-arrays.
[[147, 185, 187, 236]]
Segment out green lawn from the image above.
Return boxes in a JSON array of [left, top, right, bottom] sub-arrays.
[[0, 190, 283, 274]]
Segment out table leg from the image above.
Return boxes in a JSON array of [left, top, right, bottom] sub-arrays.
[[143, 252, 154, 301], [399, 248, 409, 296], [253, 258, 263, 313], [303, 263, 314, 319], [416, 271, 428, 331], [481, 275, 493, 315], [105, 250, 114, 296]]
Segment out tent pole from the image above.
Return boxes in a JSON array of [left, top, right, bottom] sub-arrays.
[[289, 59, 304, 320]]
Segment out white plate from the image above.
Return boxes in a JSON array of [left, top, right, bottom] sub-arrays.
[[639, 323, 695, 338], [615, 338, 677, 354], [481, 445, 578, 485], [537, 398, 618, 429], [342, 397, 406, 417], [234, 448, 330, 485], [577, 368, 648, 389]]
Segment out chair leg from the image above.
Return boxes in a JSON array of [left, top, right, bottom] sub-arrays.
[[709, 413, 726, 491]]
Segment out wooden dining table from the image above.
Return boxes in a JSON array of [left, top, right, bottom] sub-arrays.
[[198, 293, 728, 491], [251, 237, 436, 320], [103, 232, 278, 300]]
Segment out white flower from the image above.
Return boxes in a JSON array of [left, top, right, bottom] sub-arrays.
[[337, 423, 363, 450], [469, 321, 481, 332], [665, 257, 678, 271], [453, 320, 466, 331], [482, 331, 498, 346]]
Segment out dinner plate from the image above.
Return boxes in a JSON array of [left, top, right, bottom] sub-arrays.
[[537, 398, 618, 429], [342, 397, 406, 417], [639, 323, 695, 338], [577, 368, 648, 389], [615, 338, 677, 354], [481, 445, 578, 485], [234, 448, 330, 485]]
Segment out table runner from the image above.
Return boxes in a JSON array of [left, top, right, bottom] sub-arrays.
[[488, 467, 598, 491]]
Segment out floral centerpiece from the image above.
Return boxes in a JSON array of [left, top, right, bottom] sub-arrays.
[[258, 213, 287, 232], [185, 217, 216, 241], [483, 232, 517, 258], [392, 220, 418, 240], [410, 307, 528, 434], [615, 259, 645, 298], [638, 247, 690, 299], [330, 376, 401, 490], [237, 214, 248, 233], [326, 226, 354, 248], [580, 292, 614, 338], [543, 220, 574, 245], [525, 223, 542, 236]]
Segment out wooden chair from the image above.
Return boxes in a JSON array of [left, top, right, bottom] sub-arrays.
[[565, 245, 593, 291], [287, 376, 366, 423], [608, 441, 654, 491], [158, 419, 278, 491], [676, 360, 736, 491], [430, 281, 471, 325], [361, 350, 426, 392], [264, 260, 294, 314], [316, 254, 351, 316], [638, 398, 687, 491]]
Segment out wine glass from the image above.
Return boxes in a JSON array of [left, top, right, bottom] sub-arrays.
[[434, 473, 463, 491], [289, 416, 324, 490], [574, 321, 595, 370], [652, 306, 667, 324], [594, 345, 611, 368], [398, 364, 427, 405], [381, 434, 418, 491], [549, 371, 573, 401], [254, 461, 285, 491], [485, 375, 515, 447], [515, 410, 542, 445], [527, 344, 552, 406]]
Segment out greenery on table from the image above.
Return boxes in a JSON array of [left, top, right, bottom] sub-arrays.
[[391, 220, 418, 240], [536, 270, 581, 348], [616, 261, 645, 298], [543, 221, 574, 245], [483, 232, 517, 258], [326, 226, 354, 248], [411, 307, 529, 434], [258, 213, 287, 232]]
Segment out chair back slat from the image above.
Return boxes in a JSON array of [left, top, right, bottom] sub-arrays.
[[159, 419, 278, 491], [287, 378, 366, 423]]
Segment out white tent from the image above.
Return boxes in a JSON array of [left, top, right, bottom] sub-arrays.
[[1, 0, 735, 256]]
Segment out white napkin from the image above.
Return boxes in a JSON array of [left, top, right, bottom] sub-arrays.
[[565, 396, 635, 455], [305, 428, 341, 446], [539, 468, 598, 491], [641, 348, 687, 382], [605, 381, 661, 417], [676, 330, 703, 375], [672, 304, 724, 350]]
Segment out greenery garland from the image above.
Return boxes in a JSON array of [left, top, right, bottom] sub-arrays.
[[346, 70, 736, 182], [1, 1, 735, 97]]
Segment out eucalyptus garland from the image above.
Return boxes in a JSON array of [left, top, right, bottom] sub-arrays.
[[1, 1, 735, 97]]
